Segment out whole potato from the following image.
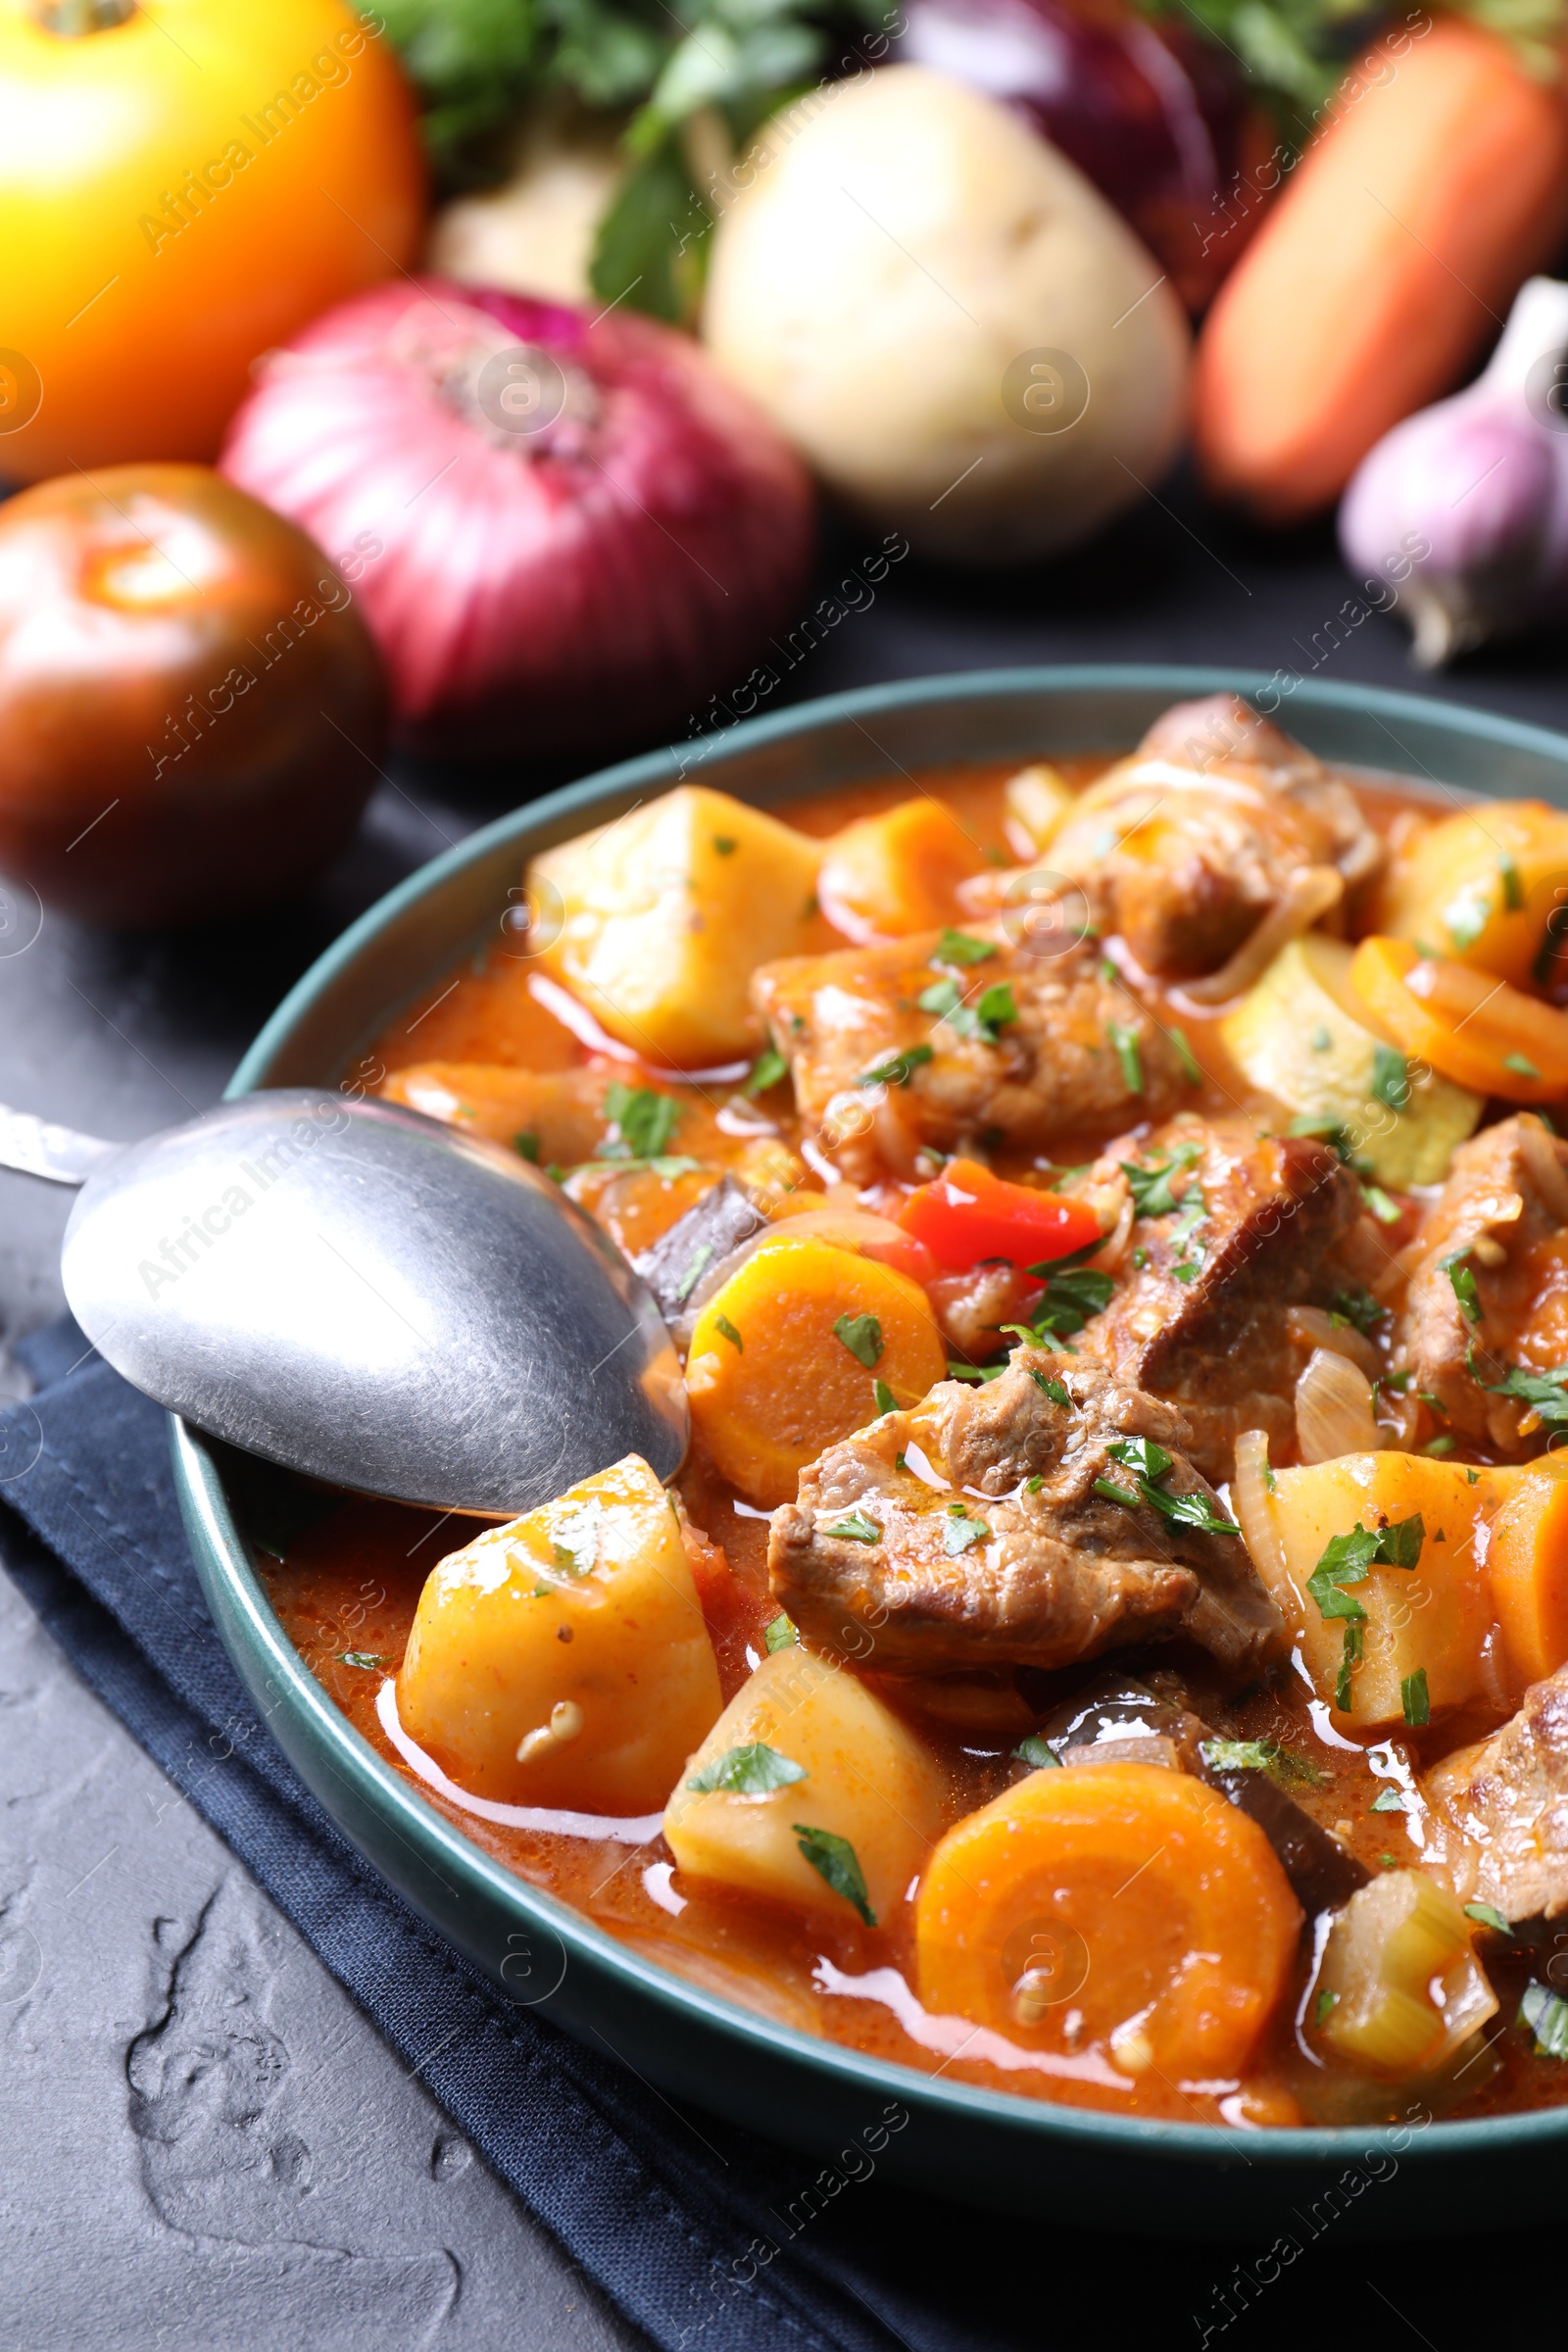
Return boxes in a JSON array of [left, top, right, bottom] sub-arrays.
[[702, 66, 1190, 564]]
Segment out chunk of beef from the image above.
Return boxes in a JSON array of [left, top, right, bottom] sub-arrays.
[[1396, 1113, 1568, 1454], [767, 1350, 1284, 1682], [1425, 1665, 1568, 1922], [751, 928, 1183, 1185], [1079, 1115, 1381, 1483], [961, 695, 1383, 981]]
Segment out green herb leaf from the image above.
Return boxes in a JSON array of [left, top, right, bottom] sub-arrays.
[[714, 1313, 743, 1352], [1519, 1981, 1568, 2060], [1424, 1435, 1457, 1457], [1372, 1045, 1410, 1113], [1139, 1480, 1242, 1535], [1012, 1734, 1060, 1769], [1444, 1252, 1483, 1325], [1120, 1143, 1200, 1219], [1035, 1373, 1072, 1408], [1467, 1343, 1568, 1425], [873, 1378, 898, 1416], [1310, 1025, 1332, 1052], [1498, 851, 1524, 910], [712, 834, 738, 856], [932, 929, 997, 968], [923, 977, 1016, 1044], [335, 1651, 388, 1670], [948, 1360, 1006, 1382], [600, 1083, 681, 1162], [1446, 890, 1491, 953], [746, 1049, 788, 1098], [588, 137, 711, 326], [1369, 1786, 1406, 1814], [858, 1045, 934, 1088], [1169, 1025, 1202, 1086], [1316, 1988, 1341, 2027], [687, 1740, 807, 1794], [1362, 1183, 1401, 1226], [975, 980, 1017, 1031], [917, 977, 961, 1019], [673, 1243, 713, 1306], [513, 1131, 541, 1163], [1024, 1473, 1045, 1493], [794, 1824, 875, 1926], [824, 1510, 881, 1544], [763, 1613, 798, 1654], [1465, 1902, 1512, 1936], [1503, 1052, 1543, 1078], [1107, 1020, 1144, 1095], [1199, 1736, 1325, 1787], [1105, 1435, 1174, 1484], [1093, 1476, 1143, 1510], [944, 1503, 991, 1555], [1332, 1286, 1385, 1339], [1336, 1622, 1364, 1711], [1029, 1260, 1115, 1340], [1379, 1513, 1426, 1570], [834, 1312, 884, 1369], [1401, 1668, 1431, 1728]]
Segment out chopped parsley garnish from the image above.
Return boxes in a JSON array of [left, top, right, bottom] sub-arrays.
[[673, 1243, 713, 1304], [1307, 1515, 1425, 1624], [1503, 1052, 1543, 1079], [550, 1500, 602, 1581], [745, 1049, 788, 1097], [1199, 1737, 1325, 1787], [858, 1044, 934, 1088], [599, 1083, 680, 1162], [1369, 1786, 1405, 1813], [714, 1313, 743, 1351], [1169, 1025, 1202, 1086], [948, 1360, 1005, 1382], [1336, 1625, 1364, 1712], [1310, 1025, 1332, 1052], [1444, 1252, 1483, 1324], [834, 1312, 884, 1369], [1446, 891, 1491, 952], [711, 835, 738, 855], [1172, 1263, 1199, 1284], [1018, 1240, 1114, 1341], [1132, 1247, 1149, 1269], [1401, 1668, 1431, 1727], [1424, 1435, 1456, 1457], [1024, 1473, 1044, 1493], [1371, 1045, 1410, 1113], [1362, 1183, 1401, 1225], [873, 1378, 898, 1416], [921, 978, 1017, 1044], [335, 1650, 388, 1670], [1467, 1343, 1568, 1425], [1499, 851, 1525, 910], [1107, 1020, 1144, 1095], [794, 1825, 875, 1926], [1519, 1982, 1568, 2060], [1465, 1902, 1512, 1936], [1012, 1735, 1060, 1769], [944, 1503, 992, 1554], [1120, 1143, 1200, 1219], [825, 1510, 882, 1544], [1315, 1989, 1340, 2027], [932, 928, 996, 968], [1100, 1437, 1241, 1535], [764, 1612, 798, 1653], [1332, 1287, 1385, 1338], [687, 1740, 806, 1794], [1034, 1373, 1072, 1408], [513, 1131, 540, 1162]]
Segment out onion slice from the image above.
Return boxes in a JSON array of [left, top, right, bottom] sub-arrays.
[[1232, 1429, 1300, 1634], [1296, 1346, 1384, 1464]]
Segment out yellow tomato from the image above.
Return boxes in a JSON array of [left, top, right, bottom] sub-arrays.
[[0, 0, 423, 480]]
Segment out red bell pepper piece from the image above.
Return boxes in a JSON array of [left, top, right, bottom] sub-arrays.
[[895, 1158, 1100, 1273]]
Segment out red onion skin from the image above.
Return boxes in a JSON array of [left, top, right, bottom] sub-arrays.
[[899, 0, 1275, 311], [219, 280, 815, 761]]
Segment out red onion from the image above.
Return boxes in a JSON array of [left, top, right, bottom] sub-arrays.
[[220, 279, 815, 761], [898, 0, 1272, 311]]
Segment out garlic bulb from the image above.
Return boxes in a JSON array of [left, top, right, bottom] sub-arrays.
[[1339, 275, 1568, 667]]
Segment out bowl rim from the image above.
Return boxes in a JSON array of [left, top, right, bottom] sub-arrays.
[[192, 661, 1568, 2168]]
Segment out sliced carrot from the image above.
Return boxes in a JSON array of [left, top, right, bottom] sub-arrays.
[[915, 1761, 1301, 2082], [1487, 1469, 1568, 1690], [817, 800, 991, 943], [685, 1236, 947, 1504], [1193, 18, 1568, 520], [1349, 936, 1568, 1102]]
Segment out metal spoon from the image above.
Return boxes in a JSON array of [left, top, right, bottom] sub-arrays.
[[0, 1091, 687, 1515]]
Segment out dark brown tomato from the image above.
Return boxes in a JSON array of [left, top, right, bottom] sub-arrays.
[[0, 464, 387, 926]]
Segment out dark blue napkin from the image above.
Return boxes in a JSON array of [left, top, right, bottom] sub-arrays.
[[0, 1329, 1540, 2350]]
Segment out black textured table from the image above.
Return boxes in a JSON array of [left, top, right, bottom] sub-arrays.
[[2, 479, 1565, 2351]]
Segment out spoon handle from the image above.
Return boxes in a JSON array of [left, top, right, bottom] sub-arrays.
[[0, 1103, 120, 1186]]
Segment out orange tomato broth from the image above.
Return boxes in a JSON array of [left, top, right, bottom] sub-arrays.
[[262, 754, 1568, 2127]]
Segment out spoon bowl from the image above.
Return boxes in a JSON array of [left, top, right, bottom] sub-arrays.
[[53, 1090, 686, 1514]]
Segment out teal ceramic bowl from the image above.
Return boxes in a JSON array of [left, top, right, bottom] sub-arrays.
[[172, 665, 1568, 2239]]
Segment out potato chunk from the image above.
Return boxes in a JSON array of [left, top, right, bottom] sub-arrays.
[[397, 1454, 722, 1813], [816, 799, 990, 942], [530, 786, 826, 1066], [662, 1648, 944, 1928], [1258, 1450, 1510, 1729]]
